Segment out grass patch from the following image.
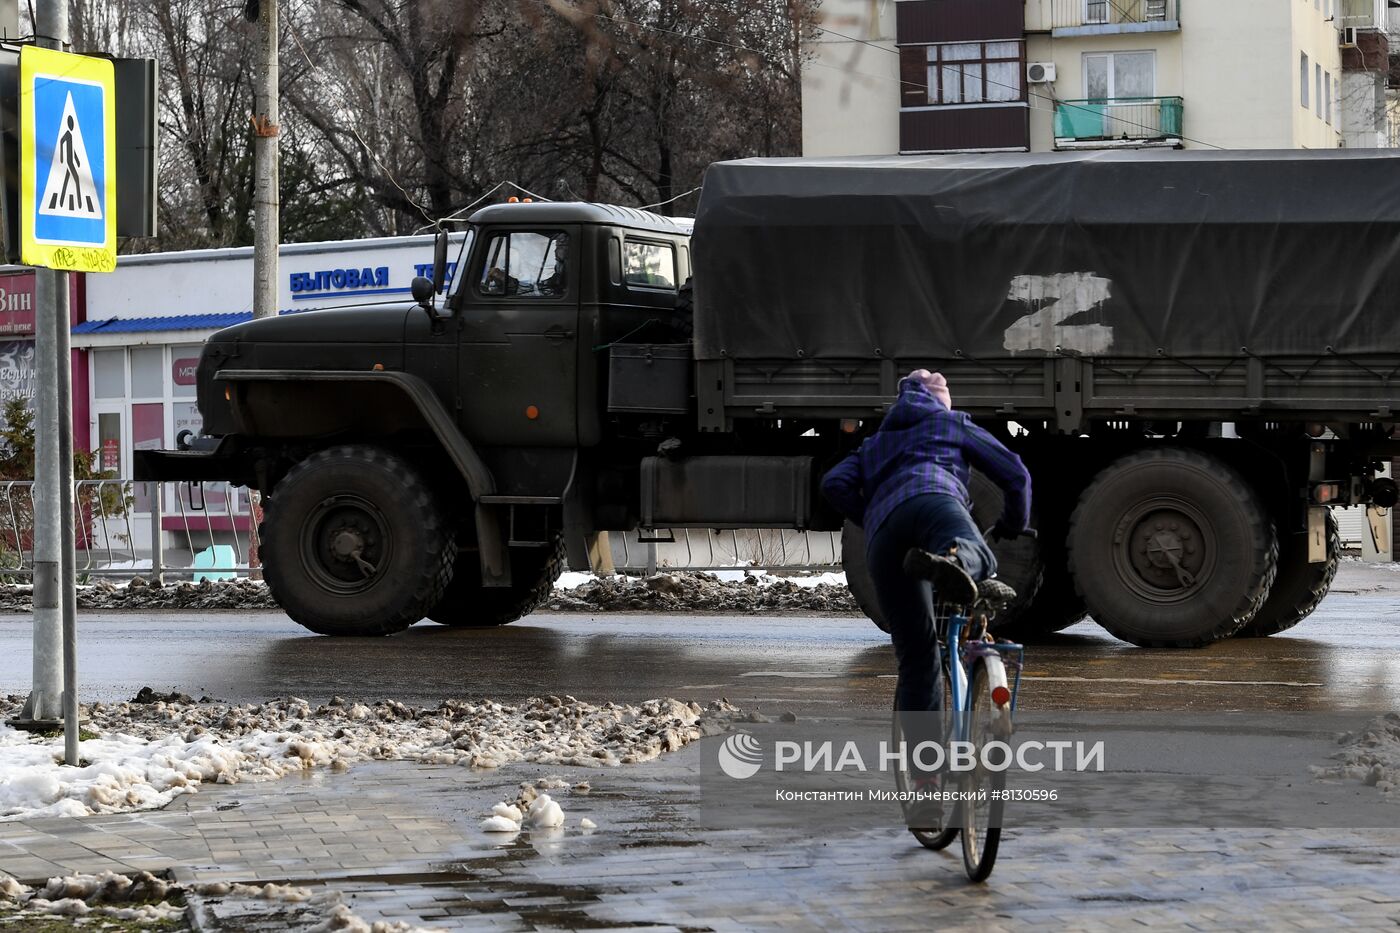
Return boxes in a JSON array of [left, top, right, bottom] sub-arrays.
[[29, 728, 100, 741]]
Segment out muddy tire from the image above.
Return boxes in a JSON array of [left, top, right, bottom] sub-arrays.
[[842, 520, 889, 633], [966, 470, 1044, 634], [841, 470, 1042, 635], [428, 536, 565, 628], [993, 548, 1088, 641], [1234, 511, 1339, 638], [1067, 448, 1277, 648], [261, 445, 456, 637]]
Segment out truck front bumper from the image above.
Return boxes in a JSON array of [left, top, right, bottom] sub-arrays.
[[132, 436, 251, 485]]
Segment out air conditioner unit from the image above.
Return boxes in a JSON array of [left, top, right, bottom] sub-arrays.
[[1027, 62, 1056, 83], [1341, 26, 1358, 46]]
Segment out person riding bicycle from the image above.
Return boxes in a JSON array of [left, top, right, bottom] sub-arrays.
[[821, 370, 1031, 815]]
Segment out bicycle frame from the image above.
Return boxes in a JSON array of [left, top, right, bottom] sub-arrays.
[[943, 610, 1025, 742]]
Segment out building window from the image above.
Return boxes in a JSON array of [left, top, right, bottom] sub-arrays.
[[924, 41, 1023, 105], [1324, 71, 1333, 124], [1085, 0, 1108, 24], [1315, 62, 1322, 116], [1300, 52, 1309, 109], [1084, 51, 1155, 101]]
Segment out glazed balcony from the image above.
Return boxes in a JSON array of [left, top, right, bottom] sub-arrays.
[[1053, 96, 1184, 149], [1026, 0, 1180, 36]]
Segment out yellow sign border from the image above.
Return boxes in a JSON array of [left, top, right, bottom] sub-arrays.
[[19, 46, 117, 273]]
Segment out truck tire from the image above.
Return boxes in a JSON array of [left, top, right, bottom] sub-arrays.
[[1234, 511, 1339, 638], [1067, 448, 1277, 648], [842, 521, 889, 633], [966, 470, 1044, 631], [840, 470, 1042, 636], [260, 445, 456, 637], [993, 548, 1088, 641], [428, 536, 566, 628]]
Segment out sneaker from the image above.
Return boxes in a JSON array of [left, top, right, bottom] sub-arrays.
[[976, 578, 1018, 610], [906, 774, 945, 830], [903, 549, 978, 606]]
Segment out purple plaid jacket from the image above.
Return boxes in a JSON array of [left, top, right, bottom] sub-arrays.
[[821, 378, 1032, 538]]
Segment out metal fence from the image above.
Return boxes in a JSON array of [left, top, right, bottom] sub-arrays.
[[0, 478, 843, 580], [0, 479, 257, 581]]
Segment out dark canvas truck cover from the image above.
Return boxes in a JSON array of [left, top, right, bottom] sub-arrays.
[[691, 150, 1400, 363]]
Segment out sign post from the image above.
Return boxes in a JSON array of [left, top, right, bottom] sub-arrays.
[[10, 34, 115, 765]]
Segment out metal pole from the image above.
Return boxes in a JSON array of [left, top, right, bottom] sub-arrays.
[[37, 0, 77, 764], [54, 273, 77, 766], [11, 276, 62, 731], [9, 0, 69, 736], [149, 482, 163, 585], [247, 0, 278, 577]]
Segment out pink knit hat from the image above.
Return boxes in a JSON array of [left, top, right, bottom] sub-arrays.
[[907, 369, 952, 409]]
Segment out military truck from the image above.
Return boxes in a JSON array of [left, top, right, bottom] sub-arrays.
[[137, 150, 1400, 647]]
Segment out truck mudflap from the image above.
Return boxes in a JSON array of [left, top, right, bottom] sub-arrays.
[[132, 436, 250, 485]]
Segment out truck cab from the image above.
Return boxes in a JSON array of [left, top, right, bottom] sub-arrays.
[[137, 202, 696, 638]]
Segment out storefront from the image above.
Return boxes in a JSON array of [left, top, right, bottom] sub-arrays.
[[0, 267, 87, 453]]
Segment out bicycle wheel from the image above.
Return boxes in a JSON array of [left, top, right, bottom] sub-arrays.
[[891, 679, 957, 851], [960, 658, 1007, 882]]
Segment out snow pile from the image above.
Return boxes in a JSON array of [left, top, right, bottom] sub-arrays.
[[0, 577, 279, 613], [0, 869, 186, 925], [1312, 712, 1400, 796], [547, 570, 859, 614], [0, 693, 739, 821], [480, 777, 596, 834], [0, 870, 442, 932]]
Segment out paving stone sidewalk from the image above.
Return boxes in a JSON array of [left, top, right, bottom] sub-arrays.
[[1, 750, 1399, 931]]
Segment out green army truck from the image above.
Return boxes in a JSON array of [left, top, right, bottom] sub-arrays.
[[137, 150, 1400, 647]]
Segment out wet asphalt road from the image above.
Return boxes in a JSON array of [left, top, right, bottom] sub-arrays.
[[1, 562, 1398, 714]]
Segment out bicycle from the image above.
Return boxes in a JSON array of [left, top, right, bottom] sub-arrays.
[[890, 538, 1028, 883]]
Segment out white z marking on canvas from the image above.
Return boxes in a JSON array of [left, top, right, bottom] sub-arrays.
[[1002, 273, 1115, 355]]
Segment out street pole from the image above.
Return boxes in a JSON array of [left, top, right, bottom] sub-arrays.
[[12, 272, 63, 732], [252, 0, 278, 320], [10, 0, 79, 766], [247, 0, 278, 576]]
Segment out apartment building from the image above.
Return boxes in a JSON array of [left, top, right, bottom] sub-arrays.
[[802, 0, 1384, 156]]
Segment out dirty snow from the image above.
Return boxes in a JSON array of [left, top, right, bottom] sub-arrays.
[[0, 693, 739, 822], [547, 570, 858, 613], [0, 869, 441, 932], [1312, 712, 1400, 797]]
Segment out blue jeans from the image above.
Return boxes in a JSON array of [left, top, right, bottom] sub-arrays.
[[867, 494, 997, 742]]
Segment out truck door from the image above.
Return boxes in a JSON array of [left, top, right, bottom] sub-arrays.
[[458, 226, 579, 447]]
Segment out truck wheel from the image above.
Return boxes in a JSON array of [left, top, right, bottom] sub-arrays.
[[1067, 448, 1277, 648], [842, 521, 889, 633], [993, 548, 1088, 641], [966, 470, 1044, 628], [260, 445, 456, 637], [429, 536, 566, 628], [1234, 511, 1339, 638]]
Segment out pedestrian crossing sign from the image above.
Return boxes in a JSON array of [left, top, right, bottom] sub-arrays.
[[19, 47, 116, 273]]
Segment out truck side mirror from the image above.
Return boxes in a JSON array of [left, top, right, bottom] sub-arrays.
[[411, 276, 436, 309], [431, 228, 449, 294], [412, 228, 451, 316]]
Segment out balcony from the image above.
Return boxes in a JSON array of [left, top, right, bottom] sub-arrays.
[[1339, 0, 1384, 31], [1053, 96, 1183, 149], [1026, 0, 1180, 36]]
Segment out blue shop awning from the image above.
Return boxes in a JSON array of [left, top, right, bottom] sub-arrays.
[[72, 313, 254, 334]]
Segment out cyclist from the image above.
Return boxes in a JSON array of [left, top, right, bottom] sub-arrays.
[[821, 369, 1031, 818]]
